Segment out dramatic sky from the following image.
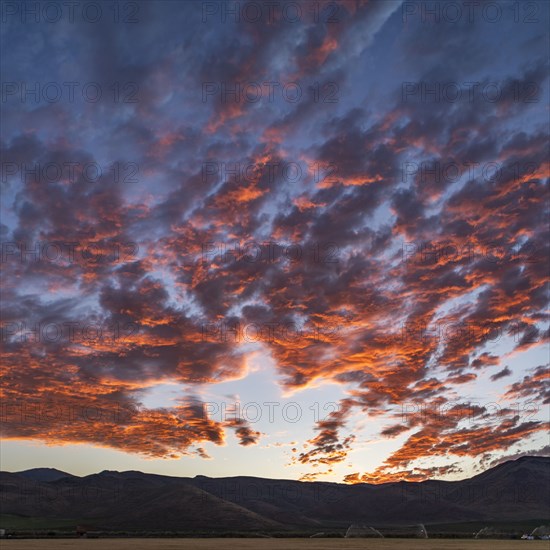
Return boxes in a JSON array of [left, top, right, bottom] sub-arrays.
[[1, 0, 549, 484]]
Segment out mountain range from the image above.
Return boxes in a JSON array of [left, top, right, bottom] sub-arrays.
[[0, 456, 548, 533]]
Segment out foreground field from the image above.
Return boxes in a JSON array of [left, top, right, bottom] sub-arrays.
[[0, 539, 547, 550]]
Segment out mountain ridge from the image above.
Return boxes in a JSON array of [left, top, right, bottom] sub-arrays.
[[2, 456, 548, 532], [10, 455, 549, 485]]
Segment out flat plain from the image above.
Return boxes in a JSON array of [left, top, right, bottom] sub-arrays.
[[0, 539, 547, 549]]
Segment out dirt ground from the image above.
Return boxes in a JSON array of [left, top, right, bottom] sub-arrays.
[[0, 539, 547, 549]]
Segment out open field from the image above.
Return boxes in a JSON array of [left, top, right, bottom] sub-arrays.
[[0, 540, 548, 550]]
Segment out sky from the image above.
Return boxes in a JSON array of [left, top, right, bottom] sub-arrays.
[[0, 0, 549, 484]]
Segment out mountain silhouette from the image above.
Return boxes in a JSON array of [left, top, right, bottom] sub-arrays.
[[1, 456, 548, 532]]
